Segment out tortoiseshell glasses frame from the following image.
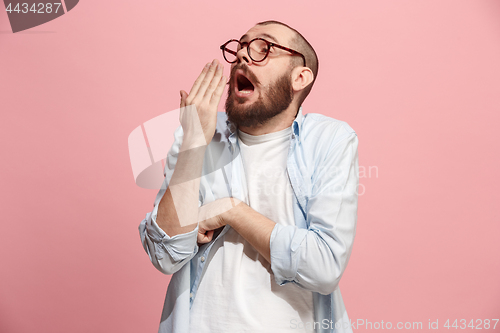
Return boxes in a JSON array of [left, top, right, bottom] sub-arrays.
[[220, 38, 306, 67]]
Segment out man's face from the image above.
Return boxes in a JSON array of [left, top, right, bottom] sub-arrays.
[[225, 24, 296, 128]]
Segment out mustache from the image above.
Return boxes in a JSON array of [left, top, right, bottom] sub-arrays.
[[228, 63, 261, 86]]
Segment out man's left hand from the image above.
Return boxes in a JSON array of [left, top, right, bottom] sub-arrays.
[[197, 197, 244, 244]]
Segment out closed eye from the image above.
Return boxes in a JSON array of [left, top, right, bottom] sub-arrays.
[[238, 42, 248, 51]]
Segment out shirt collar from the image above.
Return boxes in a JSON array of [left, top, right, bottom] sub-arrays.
[[292, 106, 304, 137], [225, 106, 304, 137]]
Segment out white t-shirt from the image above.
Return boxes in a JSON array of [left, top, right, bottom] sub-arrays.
[[189, 126, 314, 333]]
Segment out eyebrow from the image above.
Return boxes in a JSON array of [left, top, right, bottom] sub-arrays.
[[239, 33, 280, 44]]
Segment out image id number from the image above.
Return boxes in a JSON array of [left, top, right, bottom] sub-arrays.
[[5, 3, 62, 14]]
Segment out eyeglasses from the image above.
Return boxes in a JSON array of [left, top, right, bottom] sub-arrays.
[[220, 38, 306, 67]]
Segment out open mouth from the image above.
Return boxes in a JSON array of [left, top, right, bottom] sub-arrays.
[[235, 71, 255, 96]]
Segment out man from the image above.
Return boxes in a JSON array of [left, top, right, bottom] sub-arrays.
[[139, 20, 358, 333]]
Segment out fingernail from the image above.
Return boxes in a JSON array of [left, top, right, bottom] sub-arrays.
[[212, 59, 217, 65], [204, 63, 210, 69], [217, 64, 222, 70]]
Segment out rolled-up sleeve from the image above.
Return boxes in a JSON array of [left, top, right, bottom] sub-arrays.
[[138, 125, 200, 275], [270, 131, 359, 295], [139, 208, 199, 275]]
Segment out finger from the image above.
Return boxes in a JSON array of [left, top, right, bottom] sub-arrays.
[[209, 75, 227, 110], [180, 90, 188, 108], [203, 62, 224, 102], [197, 229, 205, 243], [197, 230, 214, 244], [194, 59, 219, 101], [203, 62, 223, 98], [206, 230, 214, 242], [188, 62, 211, 99]]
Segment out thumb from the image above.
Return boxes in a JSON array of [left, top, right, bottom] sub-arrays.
[[180, 90, 188, 108]]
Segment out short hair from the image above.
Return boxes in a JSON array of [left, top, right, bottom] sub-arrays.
[[256, 20, 319, 106]]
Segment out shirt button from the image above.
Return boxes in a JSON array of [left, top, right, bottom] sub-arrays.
[[190, 293, 193, 298], [201, 256, 205, 262]]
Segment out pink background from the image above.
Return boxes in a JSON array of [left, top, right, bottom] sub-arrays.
[[1, 0, 499, 332]]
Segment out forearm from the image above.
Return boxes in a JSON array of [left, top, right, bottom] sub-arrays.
[[140, 59, 226, 273], [227, 202, 276, 264], [155, 60, 225, 237], [227, 203, 354, 294], [156, 138, 207, 236]]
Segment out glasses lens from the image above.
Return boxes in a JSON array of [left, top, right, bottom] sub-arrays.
[[248, 39, 269, 62], [223, 41, 240, 63]]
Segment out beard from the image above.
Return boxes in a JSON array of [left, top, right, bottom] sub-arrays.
[[225, 64, 294, 128]]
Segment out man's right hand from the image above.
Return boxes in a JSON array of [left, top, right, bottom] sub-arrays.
[[179, 59, 226, 146]]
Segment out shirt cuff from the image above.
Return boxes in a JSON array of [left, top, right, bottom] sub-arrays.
[[146, 209, 199, 262]]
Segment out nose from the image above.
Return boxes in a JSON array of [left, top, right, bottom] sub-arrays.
[[236, 46, 252, 65]]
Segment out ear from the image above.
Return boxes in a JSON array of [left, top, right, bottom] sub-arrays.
[[291, 66, 314, 93]]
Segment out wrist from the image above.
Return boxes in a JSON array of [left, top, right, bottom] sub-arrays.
[[225, 199, 246, 228], [181, 135, 208, 151]]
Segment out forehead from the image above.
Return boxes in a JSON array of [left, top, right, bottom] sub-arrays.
[[240, 24, 295, 46]]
